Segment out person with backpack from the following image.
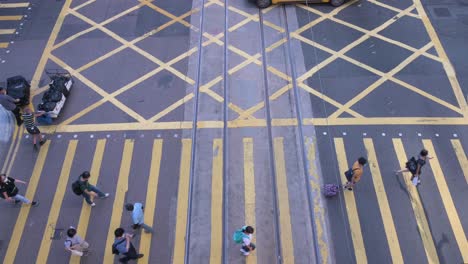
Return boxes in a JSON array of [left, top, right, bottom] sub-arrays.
[[112, 227, 144, 263], [344, 157, 367, 191], [64, 226, 89, 257], [22, 107, 47, 150], [395, 149, 433, 186], [0, 173, 38, 206], [233, 226, 256, 256], [125, 203, 153, 233], [71, 171, 109, 207]]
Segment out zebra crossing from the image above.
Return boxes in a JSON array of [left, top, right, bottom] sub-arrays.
[[0, 134, 467, 263], [0, 2, 29, 49]]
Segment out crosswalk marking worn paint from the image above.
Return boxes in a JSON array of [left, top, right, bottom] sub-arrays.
[[363, 138, 403, 263], [3, 141, 50, 264], [0, 15, 22, 20], [422, 140, 468, 262], [0, 29, 16, 34], [138, 139, 163, 264], [210, 139, 223, 264], [0, 3, 29, 8], [273, 137, 295, 264], [70, 139, 106, 264], [244, 138, 257, 264], [36, 140, 78, 263], [305, 137, 329, 264], [0, 42, 8, 48], [172, 139, 192, 263], [450, 139, 468, 184], [103, 140, 134, 263], [392, 138, 439, 264], [333, 137, 367, 263]]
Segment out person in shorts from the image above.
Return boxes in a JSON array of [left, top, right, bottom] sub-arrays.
[[395, 149, 433, 186], [22, 107, 46, 149], [344, 157, 367, 191]]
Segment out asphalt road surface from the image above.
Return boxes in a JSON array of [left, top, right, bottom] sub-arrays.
[[0, 0, 467, 263]]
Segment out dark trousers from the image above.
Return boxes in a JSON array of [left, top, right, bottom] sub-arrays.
[[11, 107, 22, 125], [242, 242, 256, 252], [119, 243, 139, 263]]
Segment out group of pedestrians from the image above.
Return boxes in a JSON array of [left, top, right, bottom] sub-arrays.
[[344, 149, 432, 191], [0, 87, 47, 149]]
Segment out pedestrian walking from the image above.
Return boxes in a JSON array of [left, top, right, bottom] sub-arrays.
[[344, 157, 367, 191], [0, 173, 38, 206], [22, 107, 46, 149], [233, 226, 256, 256], [72, 171, 109, 207], [112, 227, 144, 263], [64, 226, 89, 257], [0, 87, 23, 126], [395, 149, 433, 186], [125, 203, 154, 233]]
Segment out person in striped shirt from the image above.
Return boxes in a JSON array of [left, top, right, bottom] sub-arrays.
[[22, 107, 46, 149]]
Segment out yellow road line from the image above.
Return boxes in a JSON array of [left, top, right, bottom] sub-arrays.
[[0, 29, 16, 35], [243, 138, 257, 264], [273, 138, 294, 264], [138, 139, 163, 264], [413, 0, 468, 117], [0, 16, 22, 21], [173, 139, 192, 263], [363, 138, 403, 263], [103, 140, 134, 263], [450, 139, 468, 184], [422, 140, 468, 262], [333, 138, 367, 263], [0, 3, 29, 8], [70, 139, 106, 264], [392, 138, 439, 264], [36, 140, 78, 263], [0, 42, 8, 48], [305, 137, 329, 264], [6, 128, 24, 177], [3, 141, 50, 264], [1, 125, 18, 173], [210, 139, 223, 264]]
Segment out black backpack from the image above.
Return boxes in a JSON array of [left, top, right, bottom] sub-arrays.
[[71, 180, 83, 195], [405, 157, 418, 174], [112, 239, 126, 254]]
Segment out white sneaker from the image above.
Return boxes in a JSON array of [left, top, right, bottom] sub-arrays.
[[90, 203, 96, 207], [240, 248, 249, 256]]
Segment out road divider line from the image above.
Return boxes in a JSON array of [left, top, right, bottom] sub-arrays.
[[36, 140, 77, 263], [423, 140, 468, 262], [0, 16, 22, 20], [305, 137, 329, 264], [0, 29, 16, 35], [334, 138, 367, 263], [173, 139, 192, 263], [450, 139, 468, 184], [138, 139, 163, 264], [392, 138, 439, 264], [70, 139, 106, 264], [0, 42, 8, 48], [103, 140, 134, 263], [3, 140, 50, 264], [273, 137, 295, 264], [1, 125, 18, 173], [210, 139, 223, 264], [243, 138, 257, 264], [363, 138, 403, 263], [0, 3, 29, 8]]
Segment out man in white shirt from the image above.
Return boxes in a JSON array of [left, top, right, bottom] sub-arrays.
[[240, 226, 256, 256], [64, 227, 89, 256]]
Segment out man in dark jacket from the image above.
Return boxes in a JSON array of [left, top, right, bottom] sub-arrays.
[[0, 87, 22, 126]]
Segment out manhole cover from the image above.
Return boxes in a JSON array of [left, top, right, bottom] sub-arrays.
[[51, 228, 64, 240], [433, 7, 451, 17]]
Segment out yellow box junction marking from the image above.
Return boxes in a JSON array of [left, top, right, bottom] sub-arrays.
[[450, 139, 468, 184], [103, 140, 134, 263], [273, 138, 295, 264], [210, 139, 223, 264], [422, 140, 468, 262], [244, 138, 257, 264], [392, 138, 439, 264], [363, 138, 403, 263], [172, 139, 192, 263], [333, 138, 367, 263], [3, 141, 50, 264], [305, 137, 329, 264], [36, 140, 78, 263], [70, 139, 106, 264], [139, 139, 163, 263]]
